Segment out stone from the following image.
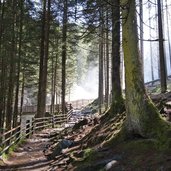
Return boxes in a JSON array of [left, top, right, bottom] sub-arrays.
[[105, 160, 118, 170], [45, 139, 75, 160], [72, 118, 89, 130]]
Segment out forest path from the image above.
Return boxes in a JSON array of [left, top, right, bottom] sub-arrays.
[[0, 128, 63, 171]]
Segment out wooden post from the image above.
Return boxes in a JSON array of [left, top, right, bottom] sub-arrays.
[[0, 129, 2, 146], [31, 118, 35, 134], [168, 111, 171, 122], [0, 129, 4, 151], [16, 126, 21, 143], [5, 131, 11, 154], [52, 116, 54, 128], [26, 120, 30, 138]]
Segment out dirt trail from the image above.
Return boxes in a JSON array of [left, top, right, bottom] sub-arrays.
[[0, 128, 61, 171]]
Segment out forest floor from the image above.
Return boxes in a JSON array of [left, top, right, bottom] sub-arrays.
[[1, 104, 171, 170], [43, 112, 171, 171]]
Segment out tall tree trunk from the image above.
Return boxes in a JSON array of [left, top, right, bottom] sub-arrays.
[[111, 0, 124, 114], [50, 54, 54, 114], [139, 0, 144, 80], [121, 0, 169, 138], [105, 6, 109, 110], [37, 0, 46, 118], [149, 4, 154, 82], [61, 0, 68, 114], [53, 49, 58, 113], [157, 0, 167, 93], [98, 33, 104, 115], [20, 71, 25, 115], [165, 0, 171, 70], [6, 0, 16, 130], [0, 0, 5, 129], [37, 0, 50, 117], [43, 0, 50, 113], [98, 7, 104, 115], [13, 0, 23, 127]]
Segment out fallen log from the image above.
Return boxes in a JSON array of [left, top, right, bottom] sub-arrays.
[[150, 91, 171, 102]]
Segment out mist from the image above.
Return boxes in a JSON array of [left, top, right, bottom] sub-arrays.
[[69, 66, 98, 101]]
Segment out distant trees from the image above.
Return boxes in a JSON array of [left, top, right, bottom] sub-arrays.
[[79, 0, 117, 113], [0, 0, 79, 130], [0, 0, 40, 130]]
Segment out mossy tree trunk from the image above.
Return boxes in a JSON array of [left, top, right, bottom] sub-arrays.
[[121, 0, 170, 138]]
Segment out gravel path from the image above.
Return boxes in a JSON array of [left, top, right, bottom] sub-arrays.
[[0, 128, 61, 171]]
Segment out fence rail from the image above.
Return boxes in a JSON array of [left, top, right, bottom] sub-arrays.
[[0, 110, 73, 156], [21, 99, 94, 113]]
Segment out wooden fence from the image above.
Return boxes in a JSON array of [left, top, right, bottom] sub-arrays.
[[21, 99, 94, 114], [0, 110, 73, 156]]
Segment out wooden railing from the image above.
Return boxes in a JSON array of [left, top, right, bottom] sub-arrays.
[[0, 110, 73, 156], [21, 99, 94, 113], [67, 109, 73, 121], [0, 126, 21, 156]]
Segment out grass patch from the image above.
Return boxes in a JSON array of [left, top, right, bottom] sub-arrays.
[[1, 138, 26, 160]]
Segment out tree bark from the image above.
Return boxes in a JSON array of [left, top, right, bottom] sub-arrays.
[[51, 42, 58, 114], [37, 0, 50, 118], [121, 0, 169, 138], [157, 0, 167, 93], [111, 0, 124, 114], [0, 0, 5, 129], [149, 4, 154, 83], [20, 71, 25, 115], [61, 0, 68, 114], [139, 0, 144, 80], [50, 53, 54, 114], [165, 0, 171, 70], [6, 0, 16, 130], [13, 0, 23, 127], [104, 5, 109, 110], [98, 7, 104, 115]]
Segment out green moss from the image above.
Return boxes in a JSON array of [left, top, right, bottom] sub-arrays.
[[103, 128, 125, 147], [83, 148, 96, 161], [110, 96, 125, 116], [1, 138, 26, 160], [73, 148, 99, 171]]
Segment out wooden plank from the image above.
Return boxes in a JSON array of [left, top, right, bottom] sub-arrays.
[[3, 125, 20, 136]]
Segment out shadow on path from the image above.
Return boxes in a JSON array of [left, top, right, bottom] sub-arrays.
[[0, 129, 58, 171]]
